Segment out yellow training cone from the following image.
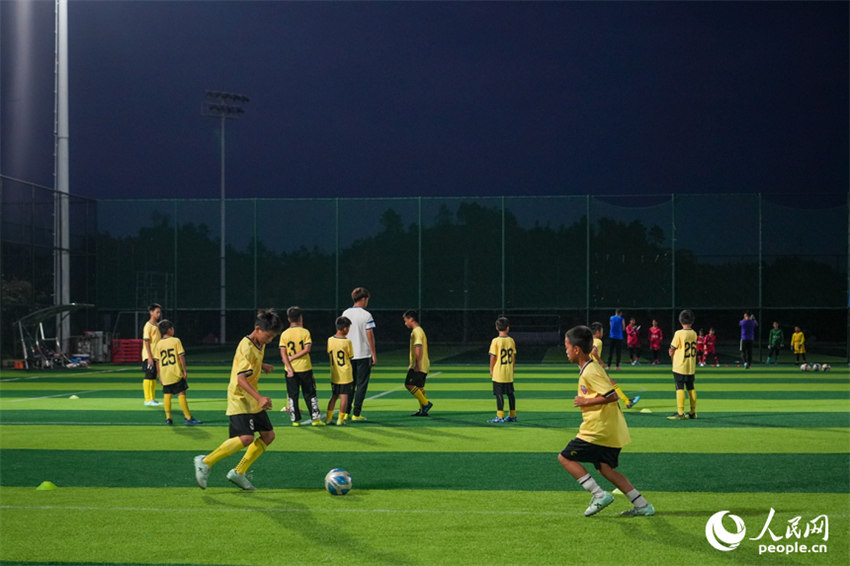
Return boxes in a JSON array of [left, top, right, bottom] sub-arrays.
[[36, 481, 57, 491], [640, 408, 653, 414]]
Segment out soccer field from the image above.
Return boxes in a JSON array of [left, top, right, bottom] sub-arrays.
[[0, 353, 848, 566]]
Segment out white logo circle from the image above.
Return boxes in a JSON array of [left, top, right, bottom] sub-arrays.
[[705, 511, 747, 551]]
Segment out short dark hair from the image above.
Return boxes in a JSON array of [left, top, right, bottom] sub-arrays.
[[148, 303, 162, 312], [157, 319, 173, 335], [565, 325, 593, 354], [679, 309, 694, 325], [336, 316, 351, 331], [403, 309, 418, 322], [351, 287, 370, 302], [287, 306, 303, 322], [256, 309, 284, 333], [590, 322, 604, 334], [495, 316, 510, 331]]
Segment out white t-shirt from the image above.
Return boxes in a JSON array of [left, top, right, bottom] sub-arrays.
[[341, 306, 376, 360]]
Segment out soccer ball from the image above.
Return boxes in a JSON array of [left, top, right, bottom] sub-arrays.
[[800, 363, 811, 372], [811, 363, 821, 372], [324, 468, 352, 495], [822, 363, 831, 372]]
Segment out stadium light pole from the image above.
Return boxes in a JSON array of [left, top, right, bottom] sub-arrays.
[[202, 91, 249, 345]]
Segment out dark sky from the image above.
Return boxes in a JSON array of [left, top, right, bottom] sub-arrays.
[[2, 1, 847, 201]]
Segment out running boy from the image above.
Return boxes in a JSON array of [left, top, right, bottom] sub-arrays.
[[194, 309, 284, 490], [141, 302, 163, 406], [590, 322, 639, 409], [154, 320, 201, 426], [488, 316, 517, 423], [668, 310, 698, 420], [404, 310, 433, 417], [558, 325, 654, 517], [279, 306, 324, 427], [648, 320, 663, 365], [326, 316, 354, 426]]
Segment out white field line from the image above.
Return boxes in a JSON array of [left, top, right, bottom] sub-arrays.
[[0, 367, 134, 382], [8, 389, 104, 402]]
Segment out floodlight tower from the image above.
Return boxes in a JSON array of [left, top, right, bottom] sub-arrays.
[[202, 90, 249, 344]]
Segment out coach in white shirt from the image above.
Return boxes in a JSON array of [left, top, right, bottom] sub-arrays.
[[342, 287, 377, 421]]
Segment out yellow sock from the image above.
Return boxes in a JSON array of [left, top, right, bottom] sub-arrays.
[[326, 409, 334, 421], [179, 395, 192, 419], [687, 389, 697, 414], [163, 393, 173, 419], [337, 413, 347, 424], [410, 387, 428, 406], [235, 438, 267, 475], [676, 390, 686, 414], [614, 384, 628, 403], [203, 437, 245, 468], [496, 410, 504, 419], [143, 380, 152, 402], [509, 410, 516, 418]]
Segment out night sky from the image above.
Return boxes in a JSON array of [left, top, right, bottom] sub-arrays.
[[1, 1, 847, 201]]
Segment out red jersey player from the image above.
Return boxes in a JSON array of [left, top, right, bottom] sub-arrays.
[[626, 318, 641, 366], [648, 320, 663, 365], [703, 328, 719, 367], [696, 329, 706, 367]]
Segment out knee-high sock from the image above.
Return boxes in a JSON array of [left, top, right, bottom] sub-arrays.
[[179, 394, 192, 419], [687, 389, 697, 413], [235, 438, 267, 475], [676, 389, 686, 414], [163, 393, 173, 419], [614, 384, 629, 403], [203, 437, 245, 468], [408, 386, 428, 407], [143, 379, 154, 402]]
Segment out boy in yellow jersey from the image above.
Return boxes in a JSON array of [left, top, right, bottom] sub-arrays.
[[488, 316, 517, 423], [193, 309, 284, 491], [667, 309, 698, 420], [279, 306, 325, 427], [590, 322, 640, 410], [558, 325, 655, 517], [141, 303, 163, 406], [154, 320, 201, 426], [326, 317, 354, 426], [404, 310, 433, 417], [791, 325, 807, 364]]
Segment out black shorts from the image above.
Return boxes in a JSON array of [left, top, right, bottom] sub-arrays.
[[228, 411, 273, 437], [141, 360, 157, 380], [162, 378, 188, 395], [332, 382, 353, 396], [405, 369, 427, 388], [492, 381, 515, 396], [673, 372, 695, 390], [560, 437, 621, 470], [286, 370, 317, 396]]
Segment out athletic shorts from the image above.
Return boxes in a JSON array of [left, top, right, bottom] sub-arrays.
[[560, 437, 621, 470], [141, 360, 157, 380], [331, 382, 353, 397], [492, 381, 515, 396], [673, 372, 695, 390], [404, 369, 427, 389], [162, 378, 188, 395], [228, 411, 273, 437]]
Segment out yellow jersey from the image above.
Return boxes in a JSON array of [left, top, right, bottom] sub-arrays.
[[226, 336, 267, 416], [409, 325, 430, 374], [592, 337, 603, 362], [279, 326, 313, 372], [154, 336, 185, 386], [575, 361, 631, 448], [489, 335, 516, 383], [141, 320, 161, 362], [791, 331, 806, 354], [671, 328, 698, 375], [327, 336, 353, 384]]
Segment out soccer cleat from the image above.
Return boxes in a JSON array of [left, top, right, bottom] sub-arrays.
[[336, 418, 346, 426], [193, 455, 210, 489], [687, 412, 697, 419], [503, 416, 517, 422], [226, 469, 256, 491], [625, 395, 641, 409], [291, 421, 301, 427], [488, 416, 505, 423], [411, 409, 424, 416], [185, 417, 202, 426], [421, 402, 433, 415], [147, 399, 163, 406], [621, 503, 655, 516], [165, 418, 173, 425], [350, 415, 367, 422], [584, 492, 614, 517], [324, 416, 334, 425], [667, 413, 687, 420], [311, 419, 327, 427]]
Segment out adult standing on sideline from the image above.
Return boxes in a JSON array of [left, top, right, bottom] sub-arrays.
[[606, 309, 625, 370], [342, 287, 377, 422], [739, 312, 758, 369]]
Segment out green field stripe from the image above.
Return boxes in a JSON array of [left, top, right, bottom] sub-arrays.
[[1, 449, 846, 492], [2, 423, 845, 455], [2, 409, 848, 429]]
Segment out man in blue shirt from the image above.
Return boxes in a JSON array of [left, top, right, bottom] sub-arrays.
[[607, 309, 625, 370]]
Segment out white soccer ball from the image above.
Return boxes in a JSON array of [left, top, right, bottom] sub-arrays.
[[324, 468, 352, 495], [811, 363, 821, 372], [800, 363, 810, 372], [821, 363, 831, 372]]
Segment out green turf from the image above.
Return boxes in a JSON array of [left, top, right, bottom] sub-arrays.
[[0, 361, 848, 566]]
